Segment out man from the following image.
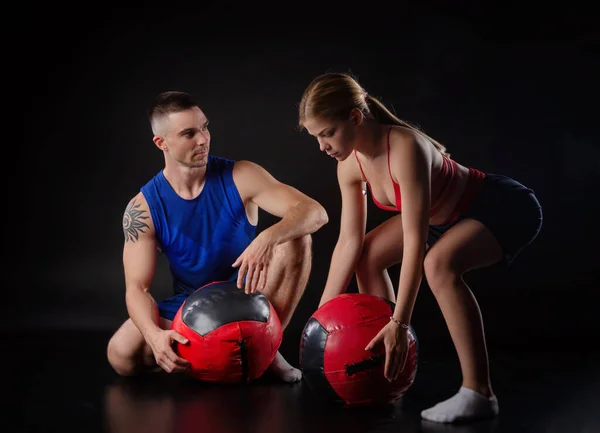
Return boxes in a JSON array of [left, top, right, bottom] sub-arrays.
[[106, 91, 328, 382]]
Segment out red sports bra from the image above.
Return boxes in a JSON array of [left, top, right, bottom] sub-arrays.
[[353, 126, 485, 225]]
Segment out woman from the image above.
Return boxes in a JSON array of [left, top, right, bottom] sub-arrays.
[[298, 72, 542, 423]]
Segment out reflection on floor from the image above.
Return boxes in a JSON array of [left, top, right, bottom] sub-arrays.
[[6, 330, 600, 433]]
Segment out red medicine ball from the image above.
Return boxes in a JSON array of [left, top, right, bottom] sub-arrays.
[[300, 293, 418, 407], [171, 280, 282, 383]]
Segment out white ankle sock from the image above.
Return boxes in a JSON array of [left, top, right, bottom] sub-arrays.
[[421, 387, 499, 423]]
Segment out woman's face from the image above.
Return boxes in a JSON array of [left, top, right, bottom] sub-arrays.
[[302, 115, 359, 162]]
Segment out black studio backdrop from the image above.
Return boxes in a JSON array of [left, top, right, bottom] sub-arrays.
[[7, 4, 599, 355]]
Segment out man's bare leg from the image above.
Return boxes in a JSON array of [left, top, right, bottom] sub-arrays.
[[259, 235, 312, 382], [107, 317, 173, 376]]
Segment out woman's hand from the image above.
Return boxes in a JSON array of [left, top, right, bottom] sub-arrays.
[[365, 320, 409, 381]]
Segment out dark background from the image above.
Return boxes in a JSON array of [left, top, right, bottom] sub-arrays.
[[7, 4, 599, 357]]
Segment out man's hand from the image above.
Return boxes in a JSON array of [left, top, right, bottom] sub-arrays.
[[147, 329, 191, 373], [232, 231, 277, 294]]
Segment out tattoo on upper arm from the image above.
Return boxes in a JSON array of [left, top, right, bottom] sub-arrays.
[[123, 199, 150, 242]]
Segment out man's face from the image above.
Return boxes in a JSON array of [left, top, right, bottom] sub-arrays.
[[156, 106, 211, 168]]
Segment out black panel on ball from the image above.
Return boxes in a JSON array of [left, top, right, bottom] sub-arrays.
[[300, 317, 343, 405], [181, 281, 271, 336], [381, 297, 395, 312]]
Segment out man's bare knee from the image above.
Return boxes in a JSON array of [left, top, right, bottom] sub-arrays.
[[106, 318, 161, 376], [294, 234, 312, 250], [107, 333, 139, 376], [276, 234, 312, 265]]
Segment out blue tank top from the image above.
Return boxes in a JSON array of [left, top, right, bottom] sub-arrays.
[[141, 155, 256, 295]]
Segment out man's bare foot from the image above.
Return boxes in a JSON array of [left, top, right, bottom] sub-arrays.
[[267, 351, 302, 383]]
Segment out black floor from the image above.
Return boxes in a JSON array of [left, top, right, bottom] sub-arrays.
[[6, 329, 600, 433]]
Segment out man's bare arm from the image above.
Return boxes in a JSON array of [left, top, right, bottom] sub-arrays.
[[233, 160, 328, 245], [230, 160, 328, 292], [122, 193, 191, 372], [122, 193, 162, 341]]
